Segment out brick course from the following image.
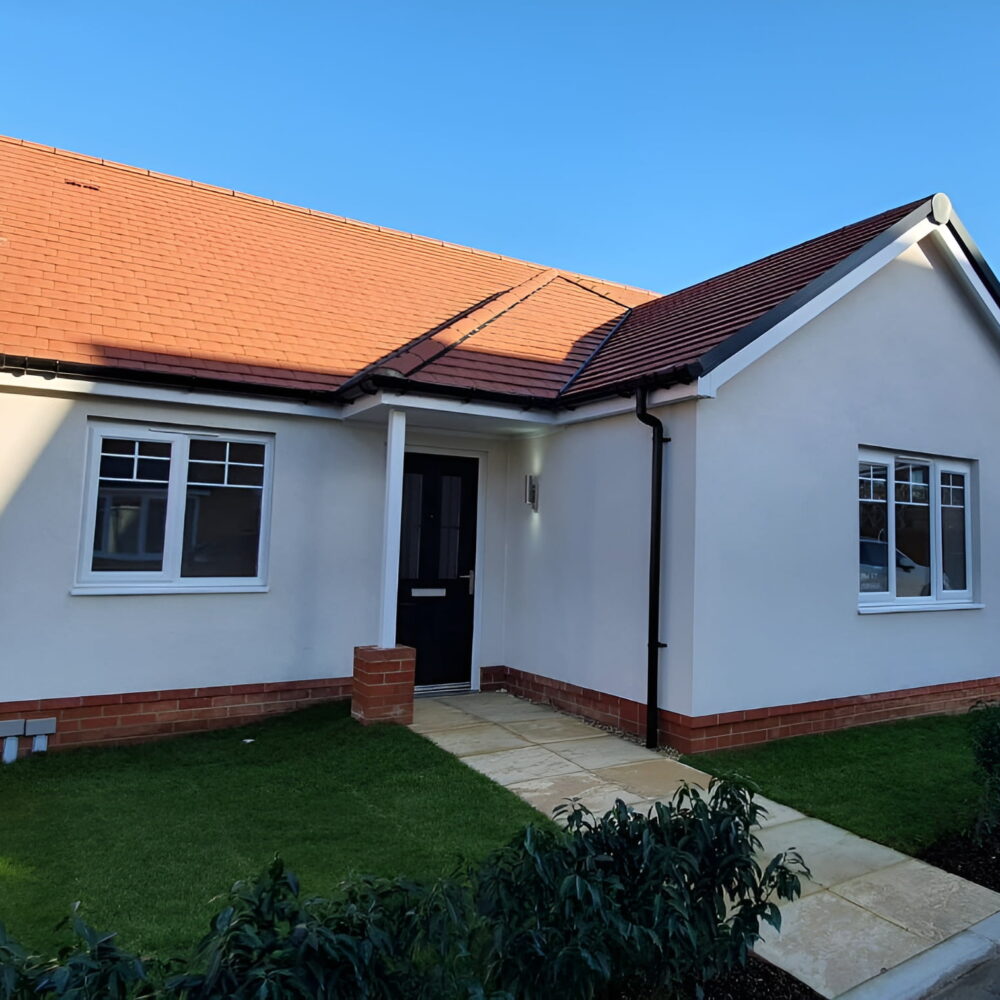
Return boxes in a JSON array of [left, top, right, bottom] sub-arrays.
[[0, 677, 351, 757], [351, 646, 416, 725], [480, 666, 1000, 754]]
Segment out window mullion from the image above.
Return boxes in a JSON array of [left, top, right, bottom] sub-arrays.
[[161, 435, 188, 581], [885, 456, 898, 602], [931, 463, 942, 599]]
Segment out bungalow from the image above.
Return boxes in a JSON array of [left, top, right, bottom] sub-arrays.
[[2, 135, 999, 756]]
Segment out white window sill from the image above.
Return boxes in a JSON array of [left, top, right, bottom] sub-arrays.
[[70, 584, 269, 596], [858, 602, 983, 615]]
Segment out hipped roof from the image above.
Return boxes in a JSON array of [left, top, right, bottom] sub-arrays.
[[0, 135, 941, 406]]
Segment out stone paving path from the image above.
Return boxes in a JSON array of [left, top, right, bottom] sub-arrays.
[[413, 692, 1000, 999]]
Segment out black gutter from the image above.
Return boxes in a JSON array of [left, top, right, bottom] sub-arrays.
[[0, 354, 338, 404], [634, 387, 668, 749], [357, 372, 565, 411]]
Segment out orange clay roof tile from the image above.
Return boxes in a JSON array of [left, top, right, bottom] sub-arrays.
[[0, 134, 935, 404]]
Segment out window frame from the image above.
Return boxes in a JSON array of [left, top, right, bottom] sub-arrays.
[[858, 448, 975, 611], [74, 421, 274, 595]]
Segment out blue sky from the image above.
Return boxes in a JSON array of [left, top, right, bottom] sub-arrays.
[[3, 1, 998, 293]]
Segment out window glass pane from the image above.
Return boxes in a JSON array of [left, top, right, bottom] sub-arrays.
[[136, 458, 170, 482], [859, 463, 888, 592], [228, 463, 264, 487], [400, 473, 423, 580], [99, 454, 134, 479], [187, 461, 225, 485], [92, 438, 171, 572], [138, 441, 171, 458], [229, 443, 265, 464], [438, 475, 462, 579], [895, 461, 931, 597], [942, 472, 967, 591], [181, 440, 265, 577], [181, 486, 262, 577], [102, 439, 135, 455], [189, 439, 226, 461]]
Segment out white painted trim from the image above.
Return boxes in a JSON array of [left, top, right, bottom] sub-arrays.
[[702, 218, 939, 394], [70, 585, 270, 596], [932, 223, 1000, 332], [0, 372, 346, 420], [75, 419, 274, 593], [404, 443, 487, 692], [857, 449, 974, 610], [378, 409, 407, 648], [858, 603, 983, 615]]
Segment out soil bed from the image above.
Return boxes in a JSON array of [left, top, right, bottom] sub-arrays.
[[919, 832, 1000, 894], [701, 956, 821, 1000], [615, 955, 820, 999]]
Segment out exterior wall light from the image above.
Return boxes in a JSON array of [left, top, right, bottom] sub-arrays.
[[524, 474, 539, 512]]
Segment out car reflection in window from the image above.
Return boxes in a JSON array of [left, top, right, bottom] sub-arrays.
[[859, 538, 945, 597]]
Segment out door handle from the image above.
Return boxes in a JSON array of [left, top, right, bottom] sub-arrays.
[[459, 569, 475, 595]]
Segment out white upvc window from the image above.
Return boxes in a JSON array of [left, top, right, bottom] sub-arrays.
[[858, 449, 974, 610], [75, 422, 273, 594]]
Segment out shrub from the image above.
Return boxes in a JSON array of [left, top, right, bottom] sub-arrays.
[[474, 778, 807, 999], [0, 778, 808, 999], [968, 702, 1000, 845]]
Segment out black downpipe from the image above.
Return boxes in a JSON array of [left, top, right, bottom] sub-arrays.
[[634, 388, 668, 749]]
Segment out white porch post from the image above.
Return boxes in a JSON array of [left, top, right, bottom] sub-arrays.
[[378, 409, 406, 648]]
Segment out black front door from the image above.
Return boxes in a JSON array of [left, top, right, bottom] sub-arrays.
[[396, 453, 478, 687]]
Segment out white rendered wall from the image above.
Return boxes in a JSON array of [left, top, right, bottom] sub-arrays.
[[689, 236, 1000, 716], [502, 408, 697, 716], [0, 389, 385, 702]]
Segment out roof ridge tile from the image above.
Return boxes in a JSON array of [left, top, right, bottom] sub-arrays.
[[386, 268, 559, 377]]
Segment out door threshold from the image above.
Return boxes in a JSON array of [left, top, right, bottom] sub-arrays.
[[414, 682, 473, 697]]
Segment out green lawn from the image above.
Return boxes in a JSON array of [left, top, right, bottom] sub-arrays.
[[684, 713, 981, 856], [0, 702, 541, 957]]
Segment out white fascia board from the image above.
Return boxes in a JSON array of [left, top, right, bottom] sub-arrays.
[[0, 370, 347, 420], [344, 390, 559, 426], [932, 222, 1000, 335], [343, 380, 707, 431], [552, 379, 708, 424], [700, 217, 939, 395]]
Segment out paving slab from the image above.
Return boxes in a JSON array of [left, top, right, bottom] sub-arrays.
[[440, 693, 555, 722], [412, 693, 1000, 999], [755, 794, 807, 829], [410, 700, 481, 733], [756, 818, 908, 898], [504, 716, 606, 744], [507, 773, 642, 820], [833, 860, 1000, 944], [593, 757, 710, 800], [756, 890, 930, 998], [460, 745, 583, 785], [424, 722, 532, 756], [550, 735, 661, 769]]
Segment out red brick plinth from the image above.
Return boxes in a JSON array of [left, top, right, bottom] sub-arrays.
[[0, 676, 352, 756], [352, 646, 416, 725], [481, 665, 1000, 753]]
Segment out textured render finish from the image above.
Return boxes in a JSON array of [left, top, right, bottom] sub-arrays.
[[0, 390, 384, 703], [690, 236, 1000, 717], [352, 646, 416, 725], [418, 692, 1000, 999]]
